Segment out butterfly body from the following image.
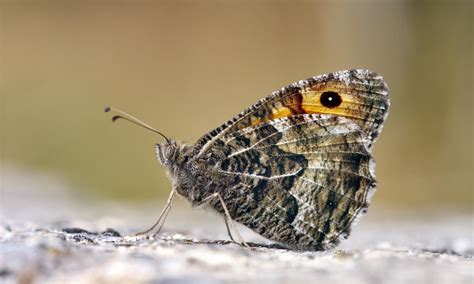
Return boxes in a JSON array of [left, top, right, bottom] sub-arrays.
[[154, 69, 389, 251]]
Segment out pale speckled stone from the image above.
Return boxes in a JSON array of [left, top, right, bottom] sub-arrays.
[[0, 220, 472, 284], [1, 167, 472, 284]]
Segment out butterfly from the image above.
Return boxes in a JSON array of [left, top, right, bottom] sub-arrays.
[[105, 69, 390, 251]]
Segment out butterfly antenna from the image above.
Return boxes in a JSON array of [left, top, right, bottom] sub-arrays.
[[104, 106, 171, 145]]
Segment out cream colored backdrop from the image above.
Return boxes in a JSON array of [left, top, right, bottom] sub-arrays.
[[1, 1, 472, 210]]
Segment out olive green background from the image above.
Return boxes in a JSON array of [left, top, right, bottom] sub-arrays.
[[1, 1, 472, 211]]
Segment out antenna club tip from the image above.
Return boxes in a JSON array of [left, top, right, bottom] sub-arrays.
[[111, 115, 120, 122], [104, 106, 111, 113]]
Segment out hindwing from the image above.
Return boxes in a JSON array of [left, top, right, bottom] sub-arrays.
[[205, 114, 375, 250]]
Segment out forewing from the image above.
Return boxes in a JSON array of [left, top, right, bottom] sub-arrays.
[[208, 114, 376, 250], [194, 69, 389, 157]]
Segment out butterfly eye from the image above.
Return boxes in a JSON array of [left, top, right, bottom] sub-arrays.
[[320, 91, 342, 108], [166, 146, 175, 159]]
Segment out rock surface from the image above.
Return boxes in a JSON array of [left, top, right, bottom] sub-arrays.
[[1, 216, 472, 284], [1, 168, 472, 283]]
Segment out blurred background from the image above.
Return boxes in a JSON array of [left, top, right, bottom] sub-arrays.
[[1, 0, 472, 222]]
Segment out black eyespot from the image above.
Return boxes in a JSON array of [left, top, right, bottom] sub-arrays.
[[320, 91, 342, 108]]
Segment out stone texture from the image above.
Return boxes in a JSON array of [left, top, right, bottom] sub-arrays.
[[1, 167, 472, 284], [1, 217, 472, 284]]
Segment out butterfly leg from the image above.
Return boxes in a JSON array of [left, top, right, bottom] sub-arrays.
[[135, 189, 176, 237], [223, 216, 235, 242], [197, 192, 249, 248]]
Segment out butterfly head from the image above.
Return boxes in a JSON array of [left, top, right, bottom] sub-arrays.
[[155, 140, 180, 166]]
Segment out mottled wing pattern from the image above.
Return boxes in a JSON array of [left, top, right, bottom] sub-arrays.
[[205, 114, 375, 250], [194, 69, 389, 157], [192, 69, 388, 250]]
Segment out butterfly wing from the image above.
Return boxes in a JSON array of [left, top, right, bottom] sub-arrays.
[[194, 69, 389, 157], [202, 114, 375, 250], [190, 69, 388, 250]]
